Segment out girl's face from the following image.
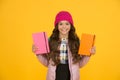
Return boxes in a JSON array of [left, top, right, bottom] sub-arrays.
[[58, 20, 71, 36]]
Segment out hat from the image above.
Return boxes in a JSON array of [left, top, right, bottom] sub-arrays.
[[54, 11, 74, 27]]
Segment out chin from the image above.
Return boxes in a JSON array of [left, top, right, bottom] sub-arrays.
[[61, 32, 68, 35]]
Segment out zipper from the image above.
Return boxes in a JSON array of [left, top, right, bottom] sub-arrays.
[[68, 46, 73, 80]]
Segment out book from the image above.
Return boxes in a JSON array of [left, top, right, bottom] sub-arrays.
[[32, 32, 50, 54], [78, 33, 95, 56]]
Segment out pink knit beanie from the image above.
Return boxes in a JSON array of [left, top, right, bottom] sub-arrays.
[[54, 11, 74, 27]]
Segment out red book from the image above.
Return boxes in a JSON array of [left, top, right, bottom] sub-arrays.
[[32, 32, 50, 54]]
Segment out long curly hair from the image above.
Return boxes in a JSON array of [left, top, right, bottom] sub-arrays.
[[44, 23, 83, 66]]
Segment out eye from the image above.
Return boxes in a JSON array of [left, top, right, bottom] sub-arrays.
[[59, 23, 63, 25], [66, 23, 70, 25]]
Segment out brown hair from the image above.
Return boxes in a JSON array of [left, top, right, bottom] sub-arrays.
[[43, 23, 83, 66]]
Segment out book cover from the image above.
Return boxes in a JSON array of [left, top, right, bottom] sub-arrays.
[[78, 33, 95, 56], [32, 32, 50, 54]]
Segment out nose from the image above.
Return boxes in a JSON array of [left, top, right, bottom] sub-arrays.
[[62, 24, 66, 28]]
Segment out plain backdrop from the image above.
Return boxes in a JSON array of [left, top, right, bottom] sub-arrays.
[[0, 0, 120, 80]]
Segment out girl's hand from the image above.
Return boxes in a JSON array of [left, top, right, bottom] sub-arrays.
[[90, 46, 96, 55], [32, 44, 39, 53]]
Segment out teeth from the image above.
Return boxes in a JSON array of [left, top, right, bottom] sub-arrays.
[[64, 30, 66, 32], [62, 30, 67, 31]]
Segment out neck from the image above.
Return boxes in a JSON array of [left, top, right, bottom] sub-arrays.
[[59, 33, 68, 39]]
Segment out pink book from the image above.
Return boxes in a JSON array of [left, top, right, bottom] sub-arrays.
[[32, 32, 50, 54]]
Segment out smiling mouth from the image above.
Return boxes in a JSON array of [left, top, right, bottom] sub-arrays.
[[61, 29, 68, 31]]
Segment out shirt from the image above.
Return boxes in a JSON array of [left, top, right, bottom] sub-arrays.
[[59, 38, 68, 64]]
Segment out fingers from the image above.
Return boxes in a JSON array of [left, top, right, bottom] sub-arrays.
[[32, 44, 39, 53], [90, 46, 96, 55]]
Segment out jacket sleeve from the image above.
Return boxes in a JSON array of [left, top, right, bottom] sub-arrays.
[[79, 56, 90, 68], [36, 54, 49, 67]]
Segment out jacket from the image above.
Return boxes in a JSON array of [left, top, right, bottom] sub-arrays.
[[36, 46, 90, 80]]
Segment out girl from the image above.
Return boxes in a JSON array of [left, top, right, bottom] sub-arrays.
[[32, 11, 96, 80]]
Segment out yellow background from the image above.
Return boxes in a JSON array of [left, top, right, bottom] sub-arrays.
[[0, 0, 120, 80]]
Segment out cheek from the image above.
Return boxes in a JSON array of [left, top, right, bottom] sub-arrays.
[[58, 26, 62, 31], [67, 26, 71, 31]]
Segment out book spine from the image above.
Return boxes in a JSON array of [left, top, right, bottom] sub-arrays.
[[43, 32, 48, 53]]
